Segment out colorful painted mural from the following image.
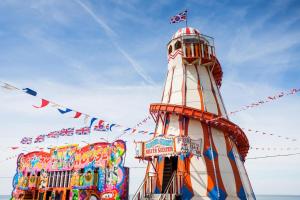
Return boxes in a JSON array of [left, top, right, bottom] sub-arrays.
[[11, 140, 129, 200]]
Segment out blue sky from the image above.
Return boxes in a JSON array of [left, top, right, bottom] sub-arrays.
[[0, 0, 300, 195]]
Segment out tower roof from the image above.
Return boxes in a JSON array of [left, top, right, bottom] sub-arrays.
[[172, 27, 200, 40]]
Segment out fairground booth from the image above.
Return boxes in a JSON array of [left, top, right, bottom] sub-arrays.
[[11, 140, 129, 200]]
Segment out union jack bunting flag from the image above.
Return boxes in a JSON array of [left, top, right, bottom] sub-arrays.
[[94, 123, 109, 132], [47, 131, 60, 138], [21, 137, 32, 144], [76, 127, 90, 135], [34, 135, 45, 143], [170, 10, 187, 24], [60, 128, 74, 136], [94, 125, 107, 132]]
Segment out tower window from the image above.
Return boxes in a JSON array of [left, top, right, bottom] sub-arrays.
[[174, 41, 181, 50], [168, 45, 173, 54]]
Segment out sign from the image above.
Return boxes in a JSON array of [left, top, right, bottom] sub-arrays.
[[50, 145, 78, 171], [134, 142, 143, 157], [144, 137, 174, 156], [175, 136, 202, 157]]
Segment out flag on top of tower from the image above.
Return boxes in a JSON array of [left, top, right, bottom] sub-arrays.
[[170, 10, 187, 24]]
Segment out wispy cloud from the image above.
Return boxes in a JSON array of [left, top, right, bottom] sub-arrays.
[[74, 0, 116, 37], [74, 0, 155, 85]]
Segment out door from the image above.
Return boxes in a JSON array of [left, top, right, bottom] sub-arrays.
[[162, 156, 178, 192]]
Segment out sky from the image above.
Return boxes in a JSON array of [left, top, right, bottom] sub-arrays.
[[0, 0, 300, 196]]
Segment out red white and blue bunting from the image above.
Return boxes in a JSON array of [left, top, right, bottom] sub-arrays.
[[0, 81, 152, 143]]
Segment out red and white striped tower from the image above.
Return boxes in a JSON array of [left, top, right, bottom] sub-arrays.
[[134, 27, 255, 200]]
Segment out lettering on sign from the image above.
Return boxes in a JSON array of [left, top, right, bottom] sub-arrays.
[[175, 136, 202, 157], [144, 137, 174, 156]]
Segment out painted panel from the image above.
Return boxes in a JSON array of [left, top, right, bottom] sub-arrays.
[[211, 128, 237, 197], [185, 62, 201, 109], [162, 68, 173, 103], [209, 70, 227, 117], [188, 120, 208, 197], [186, 89, 201, 108], [170, 73, 183, 105], [155, 118, 164, 136], [233, 146, 255, 199], [198, 65, 218, 114], [165, 114, 180, 137]]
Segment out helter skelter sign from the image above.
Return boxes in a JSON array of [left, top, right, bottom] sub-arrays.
[[144, 137, 174, 156], [135, 136, 202, 158]]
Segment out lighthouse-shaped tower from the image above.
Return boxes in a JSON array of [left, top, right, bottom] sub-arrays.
[[134, 27, 255, 200]]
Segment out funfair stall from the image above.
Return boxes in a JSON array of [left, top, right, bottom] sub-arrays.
[[11, 140, 129, 200]]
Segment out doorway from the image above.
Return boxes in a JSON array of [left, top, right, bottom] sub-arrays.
[[46, 191, 52, 200], [162, 156, 178, 192]]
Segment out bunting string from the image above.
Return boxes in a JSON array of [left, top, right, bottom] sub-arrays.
[[243, 128, 297, 142], [229, 88, 300, 115], [0, 81, 151, 142], [250, 147, 299, 151], [246, 152, 300, 160]]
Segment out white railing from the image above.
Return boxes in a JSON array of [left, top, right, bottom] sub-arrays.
[[158, 171, 184, 200], [132, 173, 157, 200], [132, 171, 185, 200]]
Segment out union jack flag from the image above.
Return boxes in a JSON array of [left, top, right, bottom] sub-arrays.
[[94, 123, 109, 132], [60, 128, 74, 136], [47, 131, 60, 138], [170, 10, 187, 24], [34, 135, 45, 143], [21, 137, 32, 144], [76, 127, 90, 135]]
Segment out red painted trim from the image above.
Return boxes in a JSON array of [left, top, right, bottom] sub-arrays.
[[182, 64, 187, 106], [168, 49, 183, 62], [184, 117, 189, 137], [186, 27, 191, 34], [163, 113, 171, 136], [179, 115, 184, 136], [206, 67, 222, 116]]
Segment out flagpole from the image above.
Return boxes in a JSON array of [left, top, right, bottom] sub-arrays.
[[185, 9, 188, 27]]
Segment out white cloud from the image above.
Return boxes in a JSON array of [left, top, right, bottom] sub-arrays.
[[74, 0, 155, 85]]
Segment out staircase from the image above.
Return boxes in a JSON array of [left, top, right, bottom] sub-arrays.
[[132, 171, 183, 200], [162, 160, 173, 192]]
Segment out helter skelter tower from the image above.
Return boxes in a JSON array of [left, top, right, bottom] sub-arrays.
[[134, 27, 255, 200]]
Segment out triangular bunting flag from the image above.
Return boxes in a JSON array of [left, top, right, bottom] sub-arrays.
[[58, 108, 72, 114], [33, 99, 50, 108], [23, 88, 37, 96]]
